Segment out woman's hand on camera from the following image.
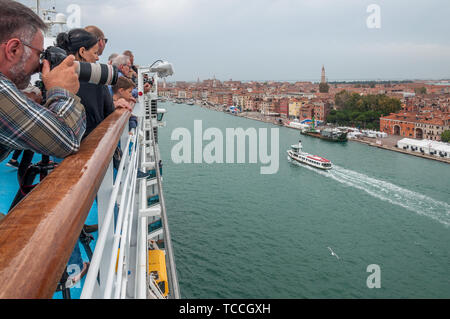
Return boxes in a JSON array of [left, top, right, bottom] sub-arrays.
[[42, 55, 80, 95]]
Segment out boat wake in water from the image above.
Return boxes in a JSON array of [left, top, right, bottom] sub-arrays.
[[288, 158, 450, 227]]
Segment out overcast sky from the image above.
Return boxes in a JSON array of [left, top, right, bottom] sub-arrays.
[[20, 0, 450, 82]]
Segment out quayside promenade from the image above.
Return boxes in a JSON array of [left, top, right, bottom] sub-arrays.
[[170, 100, 450, 165]]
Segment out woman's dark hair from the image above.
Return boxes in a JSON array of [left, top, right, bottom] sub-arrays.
[[56, 28, 98, 56]]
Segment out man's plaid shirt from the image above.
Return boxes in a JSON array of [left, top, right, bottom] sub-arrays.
[[0, 72, 86, 161]]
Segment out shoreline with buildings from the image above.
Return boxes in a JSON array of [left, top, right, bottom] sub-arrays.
[[166, 98, 450, 164], [158, 68, 449, 164]]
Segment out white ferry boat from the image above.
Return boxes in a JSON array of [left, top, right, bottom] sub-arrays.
[[287, 141, 333, 170]]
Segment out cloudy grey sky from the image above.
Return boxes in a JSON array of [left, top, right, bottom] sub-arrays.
[[20, 0, 450, 81]]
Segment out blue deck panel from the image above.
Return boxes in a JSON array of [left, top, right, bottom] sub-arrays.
[[0, 153, 27, 215], [0, 154, 98, 299]]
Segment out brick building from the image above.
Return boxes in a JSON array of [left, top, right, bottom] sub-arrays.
[[380, 112, 450, 141]]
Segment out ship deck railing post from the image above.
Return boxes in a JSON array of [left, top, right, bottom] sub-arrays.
[[145, 86, 181, 299], [81, 127, 134, 299], [102, 131, 139, 298], [135, 67, 180, 299]]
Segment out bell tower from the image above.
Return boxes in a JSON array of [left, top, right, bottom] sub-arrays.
[[321, 65, 326, 84]]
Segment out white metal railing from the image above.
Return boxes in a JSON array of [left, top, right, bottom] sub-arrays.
[[104, 130, 139, 298], [81, 127, 138, 298]]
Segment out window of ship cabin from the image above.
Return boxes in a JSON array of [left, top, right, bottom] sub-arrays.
[[158, 281, 166, 294]]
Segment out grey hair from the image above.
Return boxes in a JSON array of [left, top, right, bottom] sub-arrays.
[[112, 54, 130, 67], [9, 44, 33, 89], [108, 53, 118, 62], [16, 27, 38, 44]]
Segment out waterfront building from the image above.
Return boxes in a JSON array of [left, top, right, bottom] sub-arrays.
[[312, 100, 331, 122], [276, 98, 289, 118], [380, 111, 450, 141], [260, 99, 272, 115], [158, 87, 172, 98], [289, 100, 303, 119], [177, 90, 187, 99], [299, 104, 314, 122]]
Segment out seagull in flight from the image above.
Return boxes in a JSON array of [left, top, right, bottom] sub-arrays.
[[328, 247, 340, 260]]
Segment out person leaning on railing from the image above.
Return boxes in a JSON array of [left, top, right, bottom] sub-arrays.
[[56, 29, 132, 139], [56, 29, 110, 140], [112, 76, 138, 132], [0, 0, 86, 163], [108, 53, 118, 65], [84, 25, 108, 57], [123, 50, 138, 82], [54, 29, 117, 282], [110, 54, 152, 99], [5, 84, 44, 168]]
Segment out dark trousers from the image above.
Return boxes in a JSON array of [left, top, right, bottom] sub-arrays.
[[11, 150, 22, 161]]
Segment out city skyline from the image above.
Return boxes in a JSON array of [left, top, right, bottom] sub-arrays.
[[20, 0, 450, 81]]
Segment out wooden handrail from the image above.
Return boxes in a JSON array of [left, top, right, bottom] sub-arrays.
[[0, 109, 130, 299]]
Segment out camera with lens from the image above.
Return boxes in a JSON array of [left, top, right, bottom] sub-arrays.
[[42, 46, 119, 86]]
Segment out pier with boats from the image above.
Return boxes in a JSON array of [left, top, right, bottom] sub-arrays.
[[167, 97, 450, 163], [296, 117, 348, 142]]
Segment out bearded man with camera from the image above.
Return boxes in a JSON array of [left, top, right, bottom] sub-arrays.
[[0, 0, 86, 162]]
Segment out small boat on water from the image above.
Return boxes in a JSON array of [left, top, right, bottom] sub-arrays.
[[301, 127, 348, 142], [287, 140, 333, 170], [299, 116, 347, 142]]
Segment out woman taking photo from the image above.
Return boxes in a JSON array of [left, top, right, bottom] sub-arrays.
[[55, 29, 132, 288]]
